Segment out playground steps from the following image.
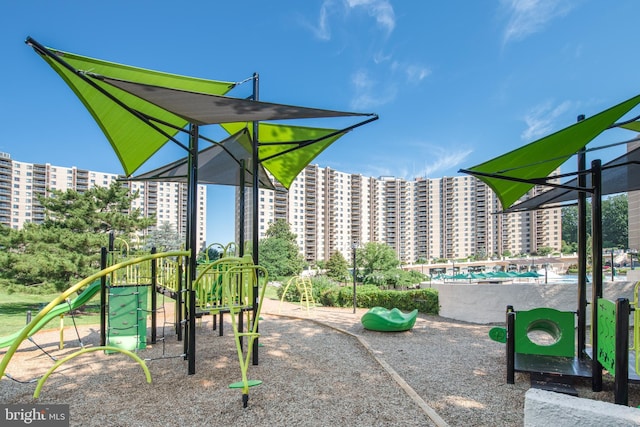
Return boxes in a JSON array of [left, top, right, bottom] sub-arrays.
[[529, 372, 578, 397]]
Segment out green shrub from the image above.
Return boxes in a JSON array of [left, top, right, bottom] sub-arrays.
[[318, 284, 438, 315], [276, 275, 340, 304]]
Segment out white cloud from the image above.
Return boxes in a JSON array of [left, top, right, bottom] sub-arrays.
[[305, 0, 335, 40], [334, 144, 472, 179], [345, 0, 396, 35], [500, 0, 574, 45], [405, 64, 431, 84], [350, 69, 398, 109], [420, 147, 474, 178], [305, 0, 395, 40], [521, 99, 573, 140]]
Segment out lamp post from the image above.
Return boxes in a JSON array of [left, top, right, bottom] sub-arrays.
[[352, 242, 358, 314], [611, 249, 615, 281]]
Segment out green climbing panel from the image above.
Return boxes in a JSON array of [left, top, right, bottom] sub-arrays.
[[107, 286, 148, 352], [597, 298, 616, 374]]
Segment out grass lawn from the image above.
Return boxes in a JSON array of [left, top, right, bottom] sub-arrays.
[[0, 285, 281, 338], [0, 289, 101, 337]]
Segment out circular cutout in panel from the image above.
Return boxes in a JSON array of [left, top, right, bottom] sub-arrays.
[[526, 319, 561, 347]]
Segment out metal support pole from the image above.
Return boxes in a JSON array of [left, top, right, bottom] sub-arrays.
[[611, 249, 615, 282], [506, 306, 515, 384], [614, 298, 629, 405], [591, 159, 603, 392], [100, 246, 107, 347], [176, 263, 183, 341], [239, 159, 245, 257], [251, 72, 260, 366], [576, 114, 587, 359], [151, 247, 157, 344], [186, 123, 199, 375], [352, 243, 357, 314]]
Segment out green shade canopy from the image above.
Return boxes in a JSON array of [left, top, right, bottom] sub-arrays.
[[28, 37, 376, 189], [221, 122, 348, 189], [502, 143, 640, 213], [28, 40, 235, 176], [461, 94, 640, 209]]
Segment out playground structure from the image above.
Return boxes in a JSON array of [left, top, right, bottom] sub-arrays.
[[462, 94, 640, 406], [279, 276, 316, 315], [0, 240, 269, 407], [499, 285, 640, 406]]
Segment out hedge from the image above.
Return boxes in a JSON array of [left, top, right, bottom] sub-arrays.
[[317, 284, 438, 315]]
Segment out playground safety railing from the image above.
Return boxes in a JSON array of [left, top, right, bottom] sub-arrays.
[[193, 255, 253, 315]]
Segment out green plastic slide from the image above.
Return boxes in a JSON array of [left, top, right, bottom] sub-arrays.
[[0, 280, 102, 349]]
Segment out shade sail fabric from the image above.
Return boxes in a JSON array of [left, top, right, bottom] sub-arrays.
[[127, 130, 275, 190], [462, 94, 640, 209], [28, 40, 235, 176], [221, 122, 347, 189], [97, 76, 373, 125], [28, 38, 376, 191], [503, 144, 640, 213]]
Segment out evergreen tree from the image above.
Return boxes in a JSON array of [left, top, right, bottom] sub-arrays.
[[145, 221, 183, 251], [0, 182, 154, 290], [325, 251, 350, 282]]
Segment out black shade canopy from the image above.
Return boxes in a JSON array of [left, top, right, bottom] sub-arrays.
[[127, 130, 275, 190]]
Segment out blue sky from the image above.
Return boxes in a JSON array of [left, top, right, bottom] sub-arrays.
[[2, 0, 639, 244]]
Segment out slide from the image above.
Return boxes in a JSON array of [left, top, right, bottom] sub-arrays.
[[0, 280, 102, 349]]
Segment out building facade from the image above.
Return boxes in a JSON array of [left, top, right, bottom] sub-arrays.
[[237, 164, 563, 264], [0, 152, 207, 250]]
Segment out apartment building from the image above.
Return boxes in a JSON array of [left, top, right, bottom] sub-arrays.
[[238, 164, 562, 264], [0, 152, 207, 250]]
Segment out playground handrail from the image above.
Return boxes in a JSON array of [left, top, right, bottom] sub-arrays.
[[193, 255, 253, 312], [0, 250, 189, 380]]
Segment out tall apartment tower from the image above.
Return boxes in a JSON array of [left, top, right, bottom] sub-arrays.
[[237, 164, 562, 264], [0, 152, 207, 251]]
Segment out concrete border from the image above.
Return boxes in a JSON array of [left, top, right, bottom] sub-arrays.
[[524, 388, 640, 426]]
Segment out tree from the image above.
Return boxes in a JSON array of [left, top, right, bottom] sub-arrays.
[[0, 182, 154, 290], [258, 220, 304, 280], [265, 219, 297, 240], [145, 221, 183, 252], [358, 242, 399, 281], [472, 248, 487, 261], [561, 240, 577, 254], [561, 205, 579, 246], [39, 181, 153, 234], [602, 194, 628, 248], [536, 246, 554, 256], [562, 195, 627, 249], [325, 251, 350, 282]]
